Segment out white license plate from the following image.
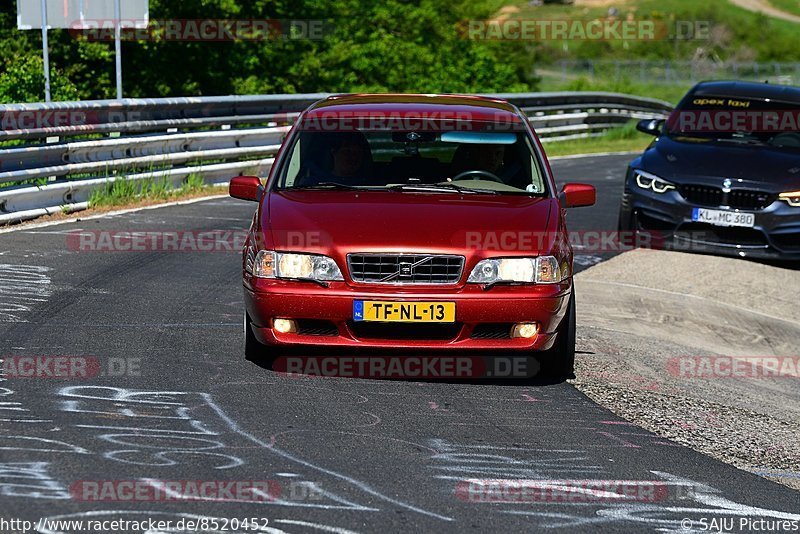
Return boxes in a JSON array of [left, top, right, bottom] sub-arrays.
[[691, 208, 755, 228]]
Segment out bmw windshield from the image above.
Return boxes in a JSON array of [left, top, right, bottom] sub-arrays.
[[666, 95, 800, 150]]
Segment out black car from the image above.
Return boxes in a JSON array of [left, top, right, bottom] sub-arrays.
[[619, 80, 800, 260]]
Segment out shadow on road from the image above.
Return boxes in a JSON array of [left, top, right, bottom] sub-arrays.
[[245, 345, 571, 386]]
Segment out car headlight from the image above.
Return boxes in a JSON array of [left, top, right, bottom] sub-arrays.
[[250, 250, 343, 281], [467, 256, 565, 284], [634, 170, 676, 194], [779, 191, 800, 207]]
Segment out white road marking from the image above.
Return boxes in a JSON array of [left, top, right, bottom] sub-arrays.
[[0, 194, 230, 235]]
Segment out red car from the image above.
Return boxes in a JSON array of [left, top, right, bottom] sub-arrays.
[[230, 94, 595, 376]]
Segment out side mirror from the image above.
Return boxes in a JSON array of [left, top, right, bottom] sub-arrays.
[[229, 176, 263, 202], [559, 183, 596, 208], [636, 118, 665, 136]]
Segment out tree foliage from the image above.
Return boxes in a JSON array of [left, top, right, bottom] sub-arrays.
[[0, 0, 537, 103]]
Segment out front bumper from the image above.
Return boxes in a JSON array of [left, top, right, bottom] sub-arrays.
[[244, 277, 571, 350], [623, 184, 800, 260]]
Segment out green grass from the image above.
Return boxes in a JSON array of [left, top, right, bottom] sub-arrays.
[[539, 75, 691, 105], [88, 173, 216, 208], [542, 120, 654, 157], [506, 0, 800, 67]]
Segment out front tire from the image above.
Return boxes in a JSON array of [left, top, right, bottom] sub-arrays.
[[539, 289, 576, 379], [617, 204, 637, 233], [244, 311, 266, 362]]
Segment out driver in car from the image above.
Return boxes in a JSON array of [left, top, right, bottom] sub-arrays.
[[330, 135, 370, 183], [451, 144, 505, 177], [468, 144, 506, 175], [450, 143, 526, 187]]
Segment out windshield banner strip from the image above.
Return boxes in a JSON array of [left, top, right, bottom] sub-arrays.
[[667, 110, 800, 133]]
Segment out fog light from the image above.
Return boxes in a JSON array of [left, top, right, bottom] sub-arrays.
[[511, 322, 539, 339], [273, 318, 297, 334]]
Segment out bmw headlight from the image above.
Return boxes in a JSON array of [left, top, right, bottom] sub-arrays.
[[634, 170, 676, 194], [779, 191, 800, 207], [249, 250, 343, 281], [467, 256, 565, 285]]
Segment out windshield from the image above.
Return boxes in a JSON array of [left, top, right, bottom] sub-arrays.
[[275, 129, 548, 195], [666, 95, 800, 150]]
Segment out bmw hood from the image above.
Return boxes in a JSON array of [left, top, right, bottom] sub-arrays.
[[635, 136, 800, 192]]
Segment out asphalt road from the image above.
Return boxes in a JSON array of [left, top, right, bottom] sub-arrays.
[[1, 153, 798, 534]]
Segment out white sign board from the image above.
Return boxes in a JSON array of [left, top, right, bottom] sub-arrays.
[[17, 0, 149, 30]]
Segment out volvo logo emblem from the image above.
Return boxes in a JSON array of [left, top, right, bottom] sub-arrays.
[[378, 256, 434, 283]]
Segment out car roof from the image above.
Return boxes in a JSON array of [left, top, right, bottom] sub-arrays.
[[304, 93, 524, 123], [690, 80, 800, 104]]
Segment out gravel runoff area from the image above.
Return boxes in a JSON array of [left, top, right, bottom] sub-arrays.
[[570, 249, 800, 491]]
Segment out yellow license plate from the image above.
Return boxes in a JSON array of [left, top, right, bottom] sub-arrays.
[[353, 300, 456, 323]]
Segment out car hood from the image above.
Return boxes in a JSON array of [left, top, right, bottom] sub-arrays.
[[635, 136, 800, 191], [262, 190, 556, 257]]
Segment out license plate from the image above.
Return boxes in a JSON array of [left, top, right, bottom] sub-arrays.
[[353, 300, 456, 323], [691, 208, 755, 228]]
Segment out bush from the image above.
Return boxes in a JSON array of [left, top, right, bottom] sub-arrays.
[[0, 55, 79, 103]]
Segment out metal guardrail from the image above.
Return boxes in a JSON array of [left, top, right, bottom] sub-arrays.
[[0, 92, 673, 224]]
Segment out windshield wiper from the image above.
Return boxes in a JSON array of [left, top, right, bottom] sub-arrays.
[[714, 136, 767, 146], [291, 182, 366, 190], [388, 182, 499, 195]]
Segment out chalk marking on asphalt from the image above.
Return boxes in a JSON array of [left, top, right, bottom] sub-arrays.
[[273, 519, 361, 534], [202, 392, 454, 521], [580, 279, 800, 328], [0, 461, 71, 501], [499, 470, 800, 528], [652, 470, 800, 520], [212, 380, 371, 405], [0, 419, 53, 423], [0, 264, 53, 322], [0, 436, 90, 454], [57, 386, 452, 521]]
